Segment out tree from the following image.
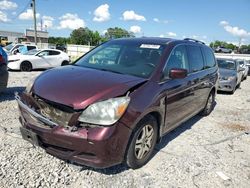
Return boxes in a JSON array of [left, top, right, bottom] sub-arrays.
[[104, 27, 134, 39], [69, 27, 103, 46], [48, 37, 69, 44], [90, 31, 102, 46], [209, 40, 237, 50], [70, 27, 92, 45]]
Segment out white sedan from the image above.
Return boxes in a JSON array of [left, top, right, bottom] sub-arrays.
[[8, 49, 70, 71]]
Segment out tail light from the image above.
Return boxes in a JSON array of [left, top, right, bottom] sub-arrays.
[[0, 55, 6, 64]]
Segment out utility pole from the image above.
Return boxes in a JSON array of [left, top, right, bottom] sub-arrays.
[[31, 0, 37, 45]]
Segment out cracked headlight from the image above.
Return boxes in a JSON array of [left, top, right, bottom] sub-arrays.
[[78, 96, 130, 126]]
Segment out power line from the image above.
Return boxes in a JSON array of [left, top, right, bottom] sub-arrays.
[[9, 0, 32, 21]]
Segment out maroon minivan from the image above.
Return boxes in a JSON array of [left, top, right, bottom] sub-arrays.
[[16, 38, 218, 169]]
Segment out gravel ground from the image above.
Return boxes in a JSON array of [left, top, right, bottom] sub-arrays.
[[0, 71, 250, 188]]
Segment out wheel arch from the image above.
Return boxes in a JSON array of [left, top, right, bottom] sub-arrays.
[[20, 60, 33, 70]]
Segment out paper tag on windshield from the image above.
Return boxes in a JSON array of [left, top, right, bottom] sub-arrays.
[[140, 44, 160, 49]]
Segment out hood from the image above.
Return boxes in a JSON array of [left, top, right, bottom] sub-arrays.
[[219, 68, 236, 77], [33, 65, 146, 110], [8, 54, 22, 60]]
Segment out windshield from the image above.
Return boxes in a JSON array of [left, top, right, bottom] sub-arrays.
[[217, 59, 236, 70], [75, 41, 165, 78], [4, 43, 14, 51], [23, 49, 39, 55], [237, 60, 244, 66]]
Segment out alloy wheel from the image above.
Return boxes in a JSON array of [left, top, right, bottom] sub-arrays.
[[134, 124, 154, 160]]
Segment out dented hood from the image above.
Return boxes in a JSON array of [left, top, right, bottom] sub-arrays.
[[33, 65, 146, 110]]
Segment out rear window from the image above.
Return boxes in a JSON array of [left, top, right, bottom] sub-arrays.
[[49, 50, 60, 55], [27, 46, 36, 51], [202, 47, 216, 68], [187, 45, 204, 73]]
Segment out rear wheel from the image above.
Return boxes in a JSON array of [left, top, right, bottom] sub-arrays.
[[20, 61, 32, 72], [126, 115, 158, 169], [200, 91, 215, 116]]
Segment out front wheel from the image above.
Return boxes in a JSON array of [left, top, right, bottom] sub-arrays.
[[200, 91, 215, 116], [125, 115, 158, 169], [20, 61, 32, 72]]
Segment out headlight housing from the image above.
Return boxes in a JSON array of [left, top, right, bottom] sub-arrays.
[[221, 76, 235, 81], [78, 96, 130, 126]]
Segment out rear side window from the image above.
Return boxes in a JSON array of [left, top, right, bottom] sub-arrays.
[[49, 50, 60, 55], [187, 45, 204, 73], [164, 45, 189, 77], [202, 47, 216, 68], [27, 46, 36, 51]]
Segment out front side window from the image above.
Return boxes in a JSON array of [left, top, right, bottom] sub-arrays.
[[163, 45, 189, 77], [187, 45, 204, 73], [75, 42, 166, 78], [37, 50, 49, 56]]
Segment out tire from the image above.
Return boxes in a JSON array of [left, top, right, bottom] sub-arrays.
[[61, 61, 69, 66], [125, 115, 158, 169], [200, 90, 215, 116], [229, 84, 236, 94], [237, 81, 241, 88], [20, 61, 32, 72]]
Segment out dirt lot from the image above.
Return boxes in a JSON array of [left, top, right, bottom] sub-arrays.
[[0, 71, 250, 188]]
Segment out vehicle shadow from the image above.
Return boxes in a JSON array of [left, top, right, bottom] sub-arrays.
[[0, 86, 25, 102], [8, 69, 46, 72], [69, 102, 217, 175]]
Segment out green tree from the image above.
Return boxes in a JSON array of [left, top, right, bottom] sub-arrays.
[[70, 27, 93, 45], [209, 40, 237, 50], [104, 27, 134, 39], [90, 31, 102, 46], [48, 37, 69, 44]]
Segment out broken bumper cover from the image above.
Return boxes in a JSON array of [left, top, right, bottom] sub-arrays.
[[16, 93, 132, 168]]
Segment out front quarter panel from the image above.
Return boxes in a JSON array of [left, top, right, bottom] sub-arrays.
[[119, 81, 165, 135]]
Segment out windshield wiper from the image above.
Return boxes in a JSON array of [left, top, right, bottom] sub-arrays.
[[99, 68, 125, 75]]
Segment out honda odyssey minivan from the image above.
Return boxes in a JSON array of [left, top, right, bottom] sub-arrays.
[[16, 38, 218, 169]]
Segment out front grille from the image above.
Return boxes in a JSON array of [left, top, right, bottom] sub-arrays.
[[34, 95, 75, 127]]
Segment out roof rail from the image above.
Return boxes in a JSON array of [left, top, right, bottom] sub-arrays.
[[184, 38, 205, 45]]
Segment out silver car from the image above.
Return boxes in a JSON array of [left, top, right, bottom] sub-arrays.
[[217, 58, 244, 94], [236, 59, 249, 80]]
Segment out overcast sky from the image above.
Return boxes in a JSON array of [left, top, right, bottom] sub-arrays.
[[0, 0, 250, 45]]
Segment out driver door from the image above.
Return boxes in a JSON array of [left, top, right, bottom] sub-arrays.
[[35, 50, 52, 68]]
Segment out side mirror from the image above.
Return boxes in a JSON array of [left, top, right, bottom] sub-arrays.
[[169, 68, 188, 79], [37, 53, 44, 57]]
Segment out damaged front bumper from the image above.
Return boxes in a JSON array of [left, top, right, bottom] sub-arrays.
[[16, 92, 132, 168]]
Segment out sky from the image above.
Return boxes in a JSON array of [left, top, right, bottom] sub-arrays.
[[0, 0, 250, 45]]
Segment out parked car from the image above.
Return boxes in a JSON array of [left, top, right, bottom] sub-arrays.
[[0, 46, 8, 93], [246, 60, 250, 75], [8, 49, 70, 71], [4, 43, 37, 55], [217, 58, 244, 94], [215, 46, 232, 53], [56, 44, 67, 52], [236, 59, 249, 80], [16, 37, 218, 169]]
